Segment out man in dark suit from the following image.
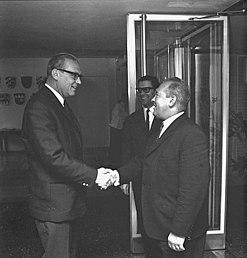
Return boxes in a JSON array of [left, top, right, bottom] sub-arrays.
[[114, 77, 210, 257], [22, 53, 113, 258], [121, 75, 162, 237]]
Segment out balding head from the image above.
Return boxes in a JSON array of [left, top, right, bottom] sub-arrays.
[[154, 77, 190, 120]]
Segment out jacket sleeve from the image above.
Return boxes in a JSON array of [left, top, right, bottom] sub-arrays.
[[118, 154, 143, 185], [22, 100, 97, 187]]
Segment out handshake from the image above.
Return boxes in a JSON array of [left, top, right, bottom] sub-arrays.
[[95, 168, 120, 190]]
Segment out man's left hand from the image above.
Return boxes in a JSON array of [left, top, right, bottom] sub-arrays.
[[168, 232, 185, 252]]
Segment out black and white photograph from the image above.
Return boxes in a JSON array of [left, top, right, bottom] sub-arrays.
[[0, 1, 247, 257]]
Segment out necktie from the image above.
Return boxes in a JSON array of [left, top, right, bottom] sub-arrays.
[[146, 109, 150, 132]]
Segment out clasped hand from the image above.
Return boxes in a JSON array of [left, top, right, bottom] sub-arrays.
[[96, 168, 120, 190]]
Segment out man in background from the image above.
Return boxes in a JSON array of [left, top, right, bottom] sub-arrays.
[[22, 53, 113, 258], [121, 75, 162, 245]]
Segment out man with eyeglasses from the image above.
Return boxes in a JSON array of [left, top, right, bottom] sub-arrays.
[[22, 53, 115, 258], [120, 75, 162, 255]]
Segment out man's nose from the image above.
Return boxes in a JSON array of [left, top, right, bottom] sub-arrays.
[[76, 77, 82, 85]]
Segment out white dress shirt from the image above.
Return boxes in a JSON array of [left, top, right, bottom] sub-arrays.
[[159, 111, 184, 138]]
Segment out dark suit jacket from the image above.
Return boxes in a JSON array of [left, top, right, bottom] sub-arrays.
[[121, 108, 162, 164], [121, 108, 162, 232], [22, 86, 97, 222], [118, 114, 210, 241]]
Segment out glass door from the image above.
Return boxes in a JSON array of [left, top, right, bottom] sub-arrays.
[[127, 14, 229, 252]]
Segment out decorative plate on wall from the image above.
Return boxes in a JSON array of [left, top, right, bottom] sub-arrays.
[[0, 93, 11, 105], [14, 93, 25, 105], [5, 76, 17, 89], [21, 76, 32, 88]]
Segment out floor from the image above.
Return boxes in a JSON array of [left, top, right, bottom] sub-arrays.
[[0, 151, 247, 258]]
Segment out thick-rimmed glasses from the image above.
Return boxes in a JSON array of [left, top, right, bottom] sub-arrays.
[[56, 68, 83, 81], [136, 87, 154, 94]]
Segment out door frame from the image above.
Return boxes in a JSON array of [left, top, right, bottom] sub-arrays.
[[127, 13, 229, 252]]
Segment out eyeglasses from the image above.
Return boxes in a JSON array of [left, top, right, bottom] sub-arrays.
[[56, 68, 83, 81], [136, 87, 154, 94]]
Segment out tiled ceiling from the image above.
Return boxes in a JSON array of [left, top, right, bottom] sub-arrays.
[[0, 0, 243, 57]]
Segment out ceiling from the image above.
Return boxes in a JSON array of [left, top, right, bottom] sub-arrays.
[[0, 0, 244, 58]]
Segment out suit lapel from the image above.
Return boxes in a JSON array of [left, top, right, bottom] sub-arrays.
[[150, 117, 162, 133], [133, 110, 163, 142], [59, 101, 83, 146], [145, 114, 187, 156], [61, 105, 83, 138], [43, 87, 81, 133], [62, 102, 81, 131]]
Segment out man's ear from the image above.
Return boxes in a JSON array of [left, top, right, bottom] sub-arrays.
[[168, 95, 176, 107], [51, 68, 59, 80]]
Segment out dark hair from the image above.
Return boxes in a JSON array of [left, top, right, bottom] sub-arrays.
[[137, 75, 160, 89], [47, 53, 79, 76], [163, 77, 191, 110]]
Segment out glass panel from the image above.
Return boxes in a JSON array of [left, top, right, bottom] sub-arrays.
[[127, 14, 229, 251], [142, 20, 224, 232], [188, 23, 223, 231]]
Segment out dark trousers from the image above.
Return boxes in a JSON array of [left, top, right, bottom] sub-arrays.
[[143, 233, 206, 258], [35, 218, 81, 258]]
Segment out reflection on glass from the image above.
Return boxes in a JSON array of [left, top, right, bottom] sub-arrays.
[[136, 20, 224, 231]]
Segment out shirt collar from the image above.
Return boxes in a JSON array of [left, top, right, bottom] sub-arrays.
[[162, 111, 184, 127], [160, 111, 184, 134], [143, 105, 155, 113], [143, 106, 155, 122], [45, 83, 65, 106]]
